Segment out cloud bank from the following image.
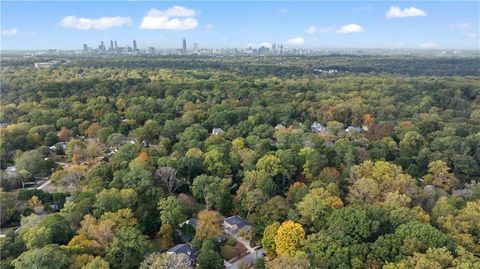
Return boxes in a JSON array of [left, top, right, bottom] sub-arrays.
[[140, 6, 198, 30], [60, 16, 132, 30]]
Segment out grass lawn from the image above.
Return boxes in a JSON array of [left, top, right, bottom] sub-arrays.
[[0, 226, 19, 235]]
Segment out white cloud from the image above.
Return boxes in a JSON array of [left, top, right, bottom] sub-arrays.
[[337, 24, 363, 34], [2, 28, 18, 36], [60, 16, 132, 30], [306, 25, 316, 34], [306, 25, 336, 34], [140, 6, 198, 30], [419, 42, 438, 48], [449, 22, 473, 30], [205, 23, 213, 29], [386, 6, 426, 18], [286, 37, 305, 46], [152, 6, 197, 17]]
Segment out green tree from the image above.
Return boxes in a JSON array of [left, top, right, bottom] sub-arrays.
[[15, 149, 53, 177], [12, 245, 69, 269], [1, 191, 16, 225], [197, 240, 223, 269], [83, 257, 110, 269], [140, 252, 192, 269], [106, 226, 149, 269], [93, 188, 138, 217], [327, 207, 379, 245], [158, 196, 187, 228], [262, 222, 280, 257], [203, 149, 230, 177], [297, 187, 343, 229]]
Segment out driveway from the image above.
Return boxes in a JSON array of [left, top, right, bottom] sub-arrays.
[[226, 248, 264, 269]]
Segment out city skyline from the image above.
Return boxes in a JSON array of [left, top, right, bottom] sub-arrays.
[[1, 1, 479, 50]]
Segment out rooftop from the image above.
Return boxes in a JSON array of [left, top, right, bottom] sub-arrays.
[[224, 215, 249, 230]]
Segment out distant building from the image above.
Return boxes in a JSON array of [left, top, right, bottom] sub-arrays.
[[193, 42, 198, 51], [224, 216, 249, 236], [114, 40, 118, 51], [311, 122, 326, 133], [182, 38, 187, 53], [212, 128, 224, 135], [110, 40, 114, 51], [147, 47, 155, 54], [34, 61, 60, 68], [83, 44, 88, 51], [345, 126, 362, 133], [167, 244, 198, 265], [99, 41, 106, 52], [133, 40, 138, 51]]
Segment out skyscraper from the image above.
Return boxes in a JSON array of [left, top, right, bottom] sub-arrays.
[[114, 41, 118, 51], [194, 42, 198, 51], [182, 38, 187, 53], [110, 40, 114, 51], [133, 40, 137, 51], [100, 41, 106, 52], [83, 44, 88, 52]]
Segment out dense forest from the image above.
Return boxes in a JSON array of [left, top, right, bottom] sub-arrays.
[[1, 54, 479, 269]]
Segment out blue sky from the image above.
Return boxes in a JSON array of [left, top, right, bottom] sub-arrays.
[[1, 1, 479, 50]]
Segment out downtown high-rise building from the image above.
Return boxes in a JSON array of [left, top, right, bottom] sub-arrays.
[[114, 41, 118, 51], [99, 41, 106, 52], [193, 42, 198, 51], [133, 40, 137, 51], [83, 44, 88, 52], [182, 38, 187, 53], [110, 40, 114, 51]]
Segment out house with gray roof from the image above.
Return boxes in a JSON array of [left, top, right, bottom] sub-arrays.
[[224, 215, 249, 236], [167, 244, 199, 264]]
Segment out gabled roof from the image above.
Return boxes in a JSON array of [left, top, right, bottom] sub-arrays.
[[224, 215, 249, 230], [184, 218, 197, 228], [167, 244, 198, 260]]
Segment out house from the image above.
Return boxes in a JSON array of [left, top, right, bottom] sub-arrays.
[[224, 216, 249, 236], [178, 218, 198, 242], [345, 126, 362, 133], [182, 218, 198, 229], [6, 166, 17, 178], [167, 244, 199, 265], [212, 128, 224, 135], [311, 122, 326, 133], [34, 61, 60, 69], [452, 189, 473, 198], [274, 124, 286, 130]]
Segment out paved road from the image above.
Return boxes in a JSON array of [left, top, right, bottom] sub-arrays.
[[225, 248, 264, 269], [36, 180, 51, 190]]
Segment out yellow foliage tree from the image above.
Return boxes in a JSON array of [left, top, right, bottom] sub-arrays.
[[194, 210, 224, 244], [274, 220, 305, 256]]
